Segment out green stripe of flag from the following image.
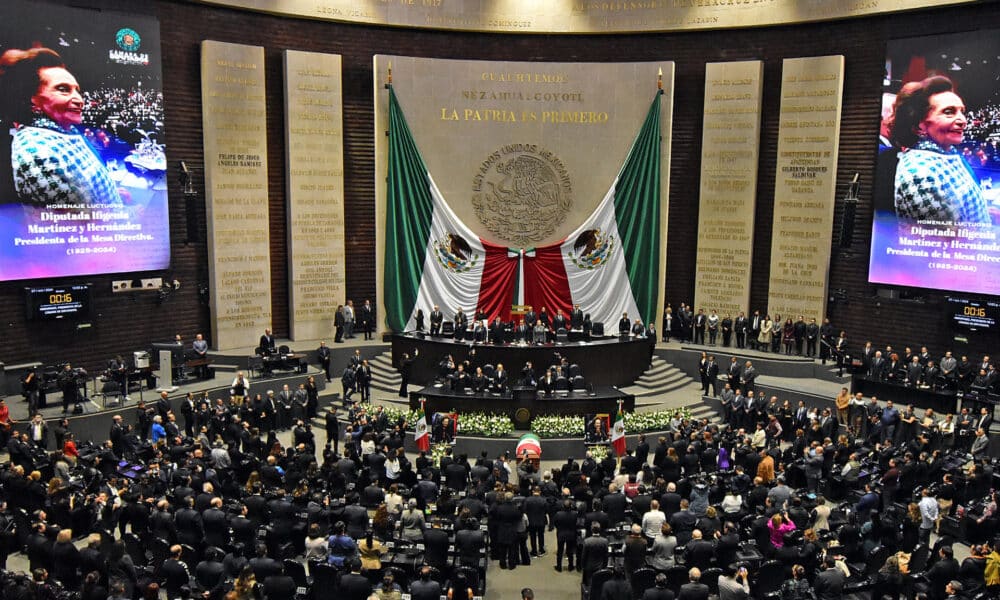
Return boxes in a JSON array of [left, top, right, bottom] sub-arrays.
[[385, 86, 436, 332], [614, 92, 662, 326]]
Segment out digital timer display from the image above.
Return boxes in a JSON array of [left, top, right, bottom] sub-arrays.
[[947, 297, 999, 333], [25, 285, 91, 320]]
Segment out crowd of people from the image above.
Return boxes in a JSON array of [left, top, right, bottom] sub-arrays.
[[79, 86, 164, 149], [661, 305, 831, 359], [333, 301, 377, 344], [852, 341, 998, 396], [412, 304, 657, 344], [430, 349, 585, 397]]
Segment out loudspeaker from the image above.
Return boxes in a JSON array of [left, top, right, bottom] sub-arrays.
[[839, 198, 857, 248]]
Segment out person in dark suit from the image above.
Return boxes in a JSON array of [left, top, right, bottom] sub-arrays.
[[339, 558, 372, 600], [693, 310, 707, 345], [553, 500, 578, 572], [359, 299, 375, 340], [51, 528, 80, 589], [174, 497, 203, 549], [580, 522, 609, 583], [490, 317, 506, 345], [601, 566, 632, 600], [263, 573, 296, 600], [721, 314, 733, 347], [429, 305, 444, 336], [160, 545, 191, 598], [677, 567, 710, 600], [409, 566, 442, 600], [492, 492, 523, 569], [683, 530, 714, 571], [552, 309, 567, 332], [643, 573, 676, 600], [259, 329, 276, 355], [492, 363, 509, 393], [805, 318, 819, 357], [539, 368, 556, 396], [423, 523, 451, 571], [740, 361, 756, 397], [195, 547, 227, 593], [523, 487, 548, 556], [317, 341, 332, 382], [249, 543, 282, 581], [975, 406, 993, 436], [455, 518, 486, 568], [618, 312, 631, 335], [813, 558, 846, 600], [734, 312, 748, 348], [705, 356, 720, 396], [203, 498, 231, 549], [749, 311, 762, 351], [571, 304, 584, 330], [397, 350, 417, 398], [726, 357, 741, 391]]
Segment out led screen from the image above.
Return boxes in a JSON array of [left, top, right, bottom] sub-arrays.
[[0, 0, 168, 281], [869, 30, 1000, 295]]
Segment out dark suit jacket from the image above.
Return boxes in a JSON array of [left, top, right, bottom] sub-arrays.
[[160, 558, 190, 594], [423, 527, 451, 569], [410, 579, 442, 600], [581, 535, 609, 577], [340, 572, 373, 600], [677, 582, 709, 600], [250, 556, 283, 581], [642, 588, 675, 600], [684, 538, 715, 570], [263, 574, 297, 600], [813, 568, 846, 600]]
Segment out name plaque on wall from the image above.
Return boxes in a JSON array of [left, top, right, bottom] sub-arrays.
[[693, 61, 762, 318], [201, 41, 272, 350], [193, 0, 972, 35], [284, 50, 345, 341], [766, 55, 844, 323]]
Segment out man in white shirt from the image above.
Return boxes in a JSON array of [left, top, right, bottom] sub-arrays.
[[918, 488, 939, 546], [641, 499, 666, 541], [343, 300, 355, 339]]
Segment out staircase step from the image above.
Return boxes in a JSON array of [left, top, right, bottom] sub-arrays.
[[636, 371, 687, 386]]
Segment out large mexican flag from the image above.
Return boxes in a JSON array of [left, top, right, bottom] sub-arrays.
[[384, 86, 663, 332]]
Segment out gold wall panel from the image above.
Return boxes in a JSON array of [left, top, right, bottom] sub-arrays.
[[284, 50, 346, 341], [201, 41, 273, 350], [766, 55, 844, 323], [693, 60, 762, 319]]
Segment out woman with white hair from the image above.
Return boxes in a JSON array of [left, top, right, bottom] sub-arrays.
[[399, 498, 425, 542]]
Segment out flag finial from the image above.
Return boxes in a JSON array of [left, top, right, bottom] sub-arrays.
[[657, 67, 662, 91], [388, 61, 393, 85]]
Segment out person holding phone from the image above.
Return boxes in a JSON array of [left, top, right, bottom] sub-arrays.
[[717, 564, 750, 599]]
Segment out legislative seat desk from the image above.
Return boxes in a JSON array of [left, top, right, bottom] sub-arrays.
[[410, 384, 635, 424], [391, 332, 654, 387], [850, 375, 959, 414]]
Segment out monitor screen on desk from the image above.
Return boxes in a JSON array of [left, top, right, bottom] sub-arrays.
[[150, 342, 184, 364]]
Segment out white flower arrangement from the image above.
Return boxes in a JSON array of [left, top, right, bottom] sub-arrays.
[[531, 415, 586, 438], [623, 407, 692, 432], [588, 444, 610, 462], [429, 442, 450, 466], [456, 412, 515, 437], [394, 405, 696, 439]]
